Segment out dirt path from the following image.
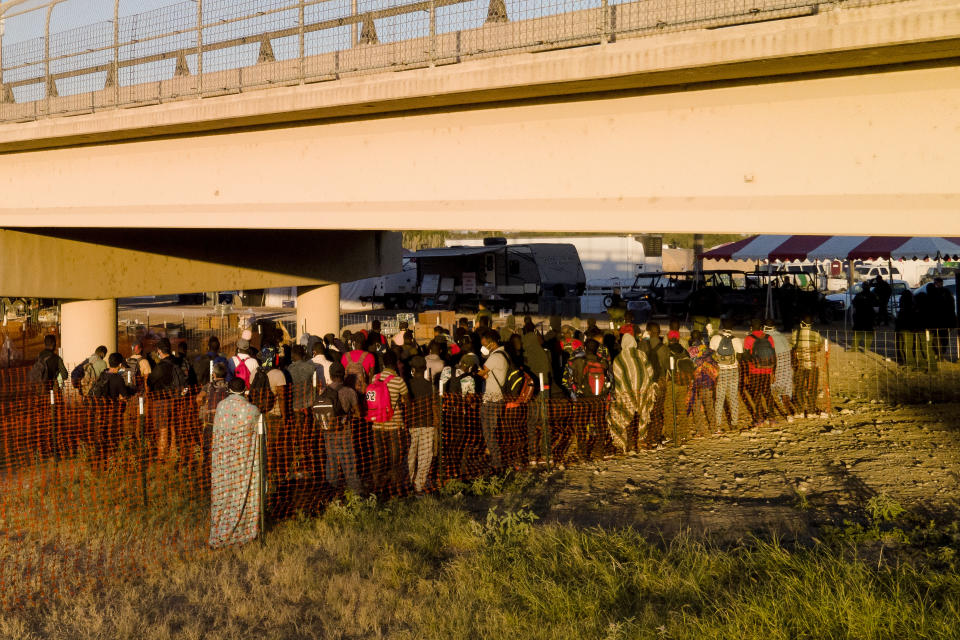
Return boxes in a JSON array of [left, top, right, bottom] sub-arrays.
[[486, 400, 960, 544]]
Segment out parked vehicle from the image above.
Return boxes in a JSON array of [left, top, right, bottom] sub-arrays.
[[362, 239, 586, 315], [610, 270, 767, 321], [826, 280, 910, 321], [918, 265, 959, 286]]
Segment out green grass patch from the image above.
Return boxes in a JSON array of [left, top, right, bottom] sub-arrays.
[[1, 487, 958, 639]]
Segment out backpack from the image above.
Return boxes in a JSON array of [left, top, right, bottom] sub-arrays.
[[249, 368, 276, 414], [345, 351, 369, 392], [366, 373, 396, 424], [312, 385, 347, 430], [71, 359, 98, 395], [171, 359, 188, 389], [715, 333, 738, 366], [562, 352, 584, 398], [233, 355, 252, 388], [580, 359, 608, 397], [29, 352, 53, 383], [496, 352, 534, 405], [88, 371, 112, 399], [748, 333, 777, 368], [200, 380, 230, 425], [124, 356, 144, 390], [443, 365, 479, 395]]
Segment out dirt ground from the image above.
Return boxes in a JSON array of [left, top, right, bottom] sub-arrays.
[[482, 399, 960, 545]]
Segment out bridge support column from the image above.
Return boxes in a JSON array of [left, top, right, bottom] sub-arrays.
[[296, 284, 340, 340], [60, 299, 117, 367]]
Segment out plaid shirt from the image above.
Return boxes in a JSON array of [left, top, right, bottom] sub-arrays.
[[790, 326, 823, 369]]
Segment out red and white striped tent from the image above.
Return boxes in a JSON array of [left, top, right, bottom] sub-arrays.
[[702, 235, 960, 262], [702, 235, 960, 325]]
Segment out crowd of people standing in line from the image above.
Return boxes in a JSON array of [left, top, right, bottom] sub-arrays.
[[31, 305, 831, 487], [14, 278, 957, 549]]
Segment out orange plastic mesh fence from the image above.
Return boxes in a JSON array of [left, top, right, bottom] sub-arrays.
[[0, 328, 958, 608]]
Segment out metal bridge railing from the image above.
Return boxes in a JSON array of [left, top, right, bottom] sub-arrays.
[[0, 0, 906, 123]]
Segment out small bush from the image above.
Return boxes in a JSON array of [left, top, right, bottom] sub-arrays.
[[474, 506, 538, 546]]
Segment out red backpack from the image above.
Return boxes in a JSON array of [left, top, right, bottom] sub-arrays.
[[581, 360, 607, 397], [365, 373, 395, 424], [234, 355, 252, 388]]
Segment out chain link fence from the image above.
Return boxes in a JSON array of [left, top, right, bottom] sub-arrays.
[[0, 0, 910, 123], [1, 322, 958, 606]]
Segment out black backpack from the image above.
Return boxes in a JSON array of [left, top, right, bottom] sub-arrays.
[[29, 352, 53, 383], [312, 385, 346, 430], [170, 359, 188, 390], [715, 333, 737, 366], [154, 358, 186, 393], [249, 368, 276, 414], [498, 352, 536, 404], [748, 333, 777, 368]]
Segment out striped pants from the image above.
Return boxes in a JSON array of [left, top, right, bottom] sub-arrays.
[[714, 367, 739, 428]]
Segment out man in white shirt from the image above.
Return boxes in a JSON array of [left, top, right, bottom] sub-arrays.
[[311, 342, 333, 387], [479, 330, 509, 471], [391, 320, 409, 347], [765, 322, 796, 419], [709, 318, 743, 431]]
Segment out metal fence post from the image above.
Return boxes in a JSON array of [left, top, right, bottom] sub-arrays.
[[429, 0, 436, 65], [112, 0, 119, 106], [139, 396, 148, 509], [669, 356, 678, 445], [437, 381, 444, 487], [351, 0, 357, 47], [298, 0, 305, 82], [196, 0, 203, 96], [258, 414, 267, 545], [50, 387, 58, 467], [601, 0, 608, 44], [0, 12, 6, 104], [44, 3, 55, 103], [823, 338, 831, 416]]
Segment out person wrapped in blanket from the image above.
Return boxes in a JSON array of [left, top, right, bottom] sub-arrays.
[[685, 329, 718, 437], [606, 333, 657, 453], [209, 377, 263, 549]]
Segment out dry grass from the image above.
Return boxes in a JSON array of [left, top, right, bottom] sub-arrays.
[[0, 484, 958, 640]]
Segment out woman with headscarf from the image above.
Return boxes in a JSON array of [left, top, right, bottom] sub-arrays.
[[209, 378, 264, 548], [523, 330, 552, 464], [607, 333, 657, 452]]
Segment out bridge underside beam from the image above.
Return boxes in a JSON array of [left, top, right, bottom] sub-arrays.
[[0, 63, 957, 236], [0, 229, 401, 299]]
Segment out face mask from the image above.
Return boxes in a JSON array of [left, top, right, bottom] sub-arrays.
[[480, 345, 490, 357]]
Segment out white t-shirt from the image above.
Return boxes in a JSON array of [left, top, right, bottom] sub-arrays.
[[312, 354, 333, 386], [709, 333, 744, 369], [232, 354, 259, 378], [483, 348, 510, 402]]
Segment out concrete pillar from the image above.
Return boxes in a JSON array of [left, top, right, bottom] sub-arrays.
[[60, 299, 117, 367], [296, 284, 340, 340]]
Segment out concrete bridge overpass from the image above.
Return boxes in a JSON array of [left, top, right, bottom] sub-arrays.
[[0, 0, 958, 363]]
